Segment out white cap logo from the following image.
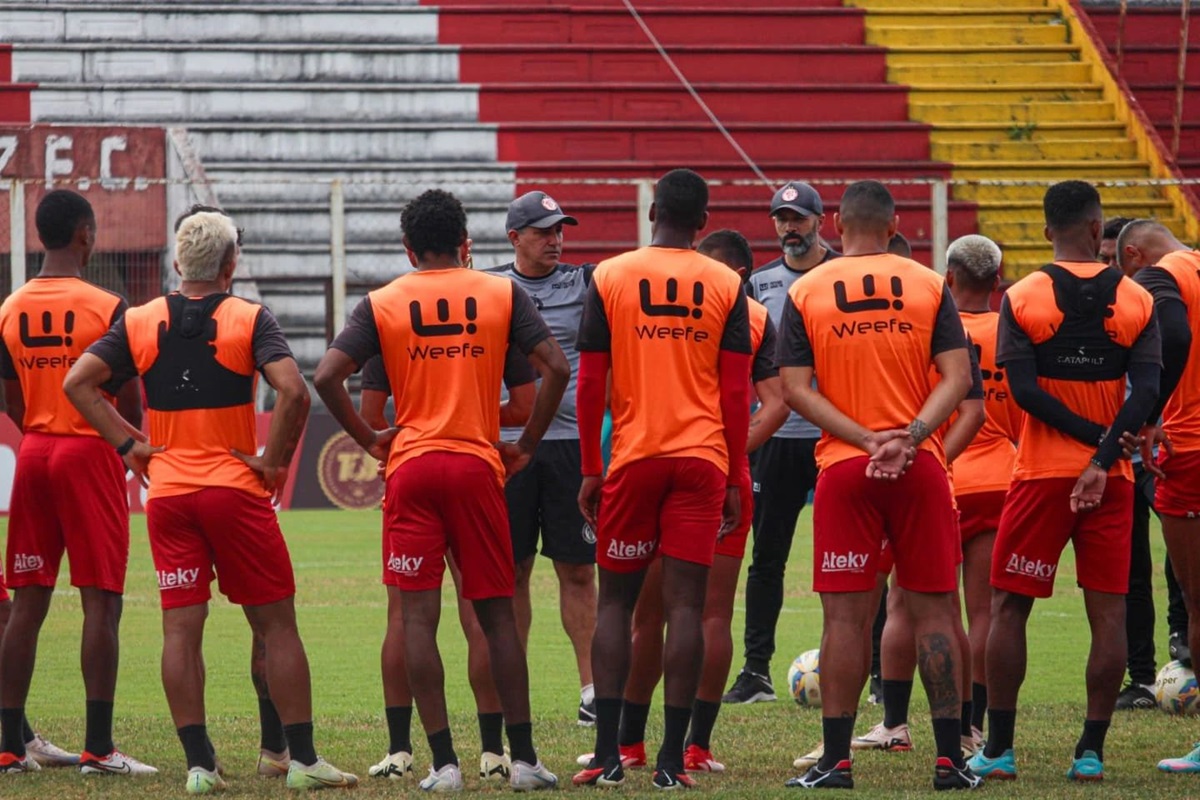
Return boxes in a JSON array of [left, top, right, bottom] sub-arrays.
[[541, 196, 559, 211], [781, 186, 799, 202]]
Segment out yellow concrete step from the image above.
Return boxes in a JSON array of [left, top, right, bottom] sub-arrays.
[[850, 0, 1050, 8], [911, 101, 1115, 123], [867, 25, 1069, 46], [868, 9, 1061, 25], [931, 122, 1127, 143], [933, 139, 1138, 161], [890, 61, 1091, 85], [908, 85, 1105, 103], [953, 160, 1151, 179], [955, 183, 1166, 203], [975, 199, 1175, 222], [984, 217, 1188, 242], [886, 45, 1081, 66]]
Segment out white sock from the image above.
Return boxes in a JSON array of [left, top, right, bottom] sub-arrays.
[[581, 683, 595, 705]]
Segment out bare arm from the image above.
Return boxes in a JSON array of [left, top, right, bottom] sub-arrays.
[[781, 365, 875, 450], [943, 397, 985, 464], [114, 377, 143, 431], [259, 358, 310, 473], [359, 388, 389, 431], [64, 353, 162, 483], [2, 379, 24, 431], [500, 382, 536, 428], [314, 348, 395, 461], [747, 375, 789, 454], [909, 347, 973, 445], [517, 337, 569, 453]]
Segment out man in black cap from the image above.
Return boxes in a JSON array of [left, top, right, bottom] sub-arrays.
[[488, 191, 601, 725], [725, 181, 839, 704]]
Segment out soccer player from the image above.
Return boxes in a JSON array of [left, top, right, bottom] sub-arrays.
[[967, 181, 1161, 782], [0, 189, 151, 776], [64, 210, 356, 793], [777, 180, 976, 790], [357, 356, 536, 782], [573, 169, 751, 789], [574, 229, 786, 775], [1098, 216, 1133, 269], [314, 189, 568, 792], [488, 191, 599, 725], [1111, 219, 1200, 771], [727, 181, 835, 705]]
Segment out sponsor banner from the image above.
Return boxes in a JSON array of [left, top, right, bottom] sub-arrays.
[[0, 125, 167, 252], [0, 412, 304, 513], [290, 412, 385, 511]]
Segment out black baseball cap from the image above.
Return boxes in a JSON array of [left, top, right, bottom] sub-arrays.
[[506, 191, 579, 232], [770, 181, 823, 217]]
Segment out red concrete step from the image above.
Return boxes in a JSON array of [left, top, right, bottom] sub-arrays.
[[515, 160, 954, 203], [479, 83, 909, 123], [436, 6, 865, 45], [1087, 8, 1200, 47], [1128, 84, 1200, 123], [1107, 45, 1200, 83], [0, 46, 11, 82], [568, 240, 937, 268], [0, 83, 34, 124], [499, 121, 930, 162], [459, 44, 888, 84], [561, 197, 977, 244]]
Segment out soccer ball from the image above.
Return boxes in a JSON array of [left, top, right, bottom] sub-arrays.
[[1155, 660, 1200, 716], [788, 649, 821, 708]]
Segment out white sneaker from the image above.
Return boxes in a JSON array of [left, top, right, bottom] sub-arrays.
[[851, 722, 913, 752], [480, 751, 511, 781], [24, 734, 79, 768], [0, 752, 41, 773], [79, 749, 158, 775], [793, 743, 824, 770], [286, 756, 358, 790], [510, 760, 558, 791], [186, 766, 228, 794], [368, 750, 413, 780], [419, 763, 464, 792], [257, 747, 289, 778]]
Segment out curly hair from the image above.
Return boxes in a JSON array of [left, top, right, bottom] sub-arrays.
[[401, 189, 468, 258]]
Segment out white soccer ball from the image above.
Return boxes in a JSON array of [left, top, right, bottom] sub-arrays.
[[1155, 660, 1200, 716], [788, 648, 821, 708]]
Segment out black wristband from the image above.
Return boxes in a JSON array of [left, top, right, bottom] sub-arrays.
[[115, 437, 136, 456]]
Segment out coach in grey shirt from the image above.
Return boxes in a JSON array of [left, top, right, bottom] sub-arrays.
[[725, 181, 837, 705], [490, 191, 598, 725]]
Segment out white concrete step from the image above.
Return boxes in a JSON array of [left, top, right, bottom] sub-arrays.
[[1, 4, 437, 43], [31, 83, 478, 123], [185, 123, 498, 163], [242, 241, 514, 282], [204, 163, 516, 205], [14, 43, 458, 84], [226, 202, 509, 247]]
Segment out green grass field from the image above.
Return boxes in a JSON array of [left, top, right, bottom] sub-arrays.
[[0, 509, 1197, 798]]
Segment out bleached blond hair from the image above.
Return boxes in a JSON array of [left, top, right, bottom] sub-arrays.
[[176, 211, 238, 281], [946, 234, 1002, 282]]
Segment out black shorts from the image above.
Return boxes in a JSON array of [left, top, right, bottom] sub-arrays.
[[506, 439, 595, 565]]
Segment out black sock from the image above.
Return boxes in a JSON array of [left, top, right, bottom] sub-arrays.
[[881, 680, 913, 729], [506, 721, 536, 765], [817, 716, 855, 770], [745, 658, 771, 679], [619, 701, 651, 747], [478, 712, 504, 756], [971, 683, 987, 732], [177, 724, 216, 771], [1076, 719, 1110, 761], [594, 698, 622, 765], [960, 702, 973, 737], [983, 709, 1015, 758], [932, 717, 964, 767], [84, 700, 114, 757], [258, 697, 286, 754], [655, 704, 691, 773], [0, 708, 26, 757], [20, 716, 33, 746], [685, 699, 721, 751], [385, 706, 413, 755], [427, 728, 458, 770], [283, 722, 318, 767]]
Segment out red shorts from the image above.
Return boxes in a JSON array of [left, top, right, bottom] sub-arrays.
[[6, 432, 129, 593], [957, 490, 1007, 543], [383, 452, 514, 600], [991, 477, 1132, 598], [146, 487, 295, 610], [0, 564, 8, 603], [596, 457, 725, 573], [1155, 449, 1200, 518], [812, 451, 959, 593], [713, 457, 753, 559]]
